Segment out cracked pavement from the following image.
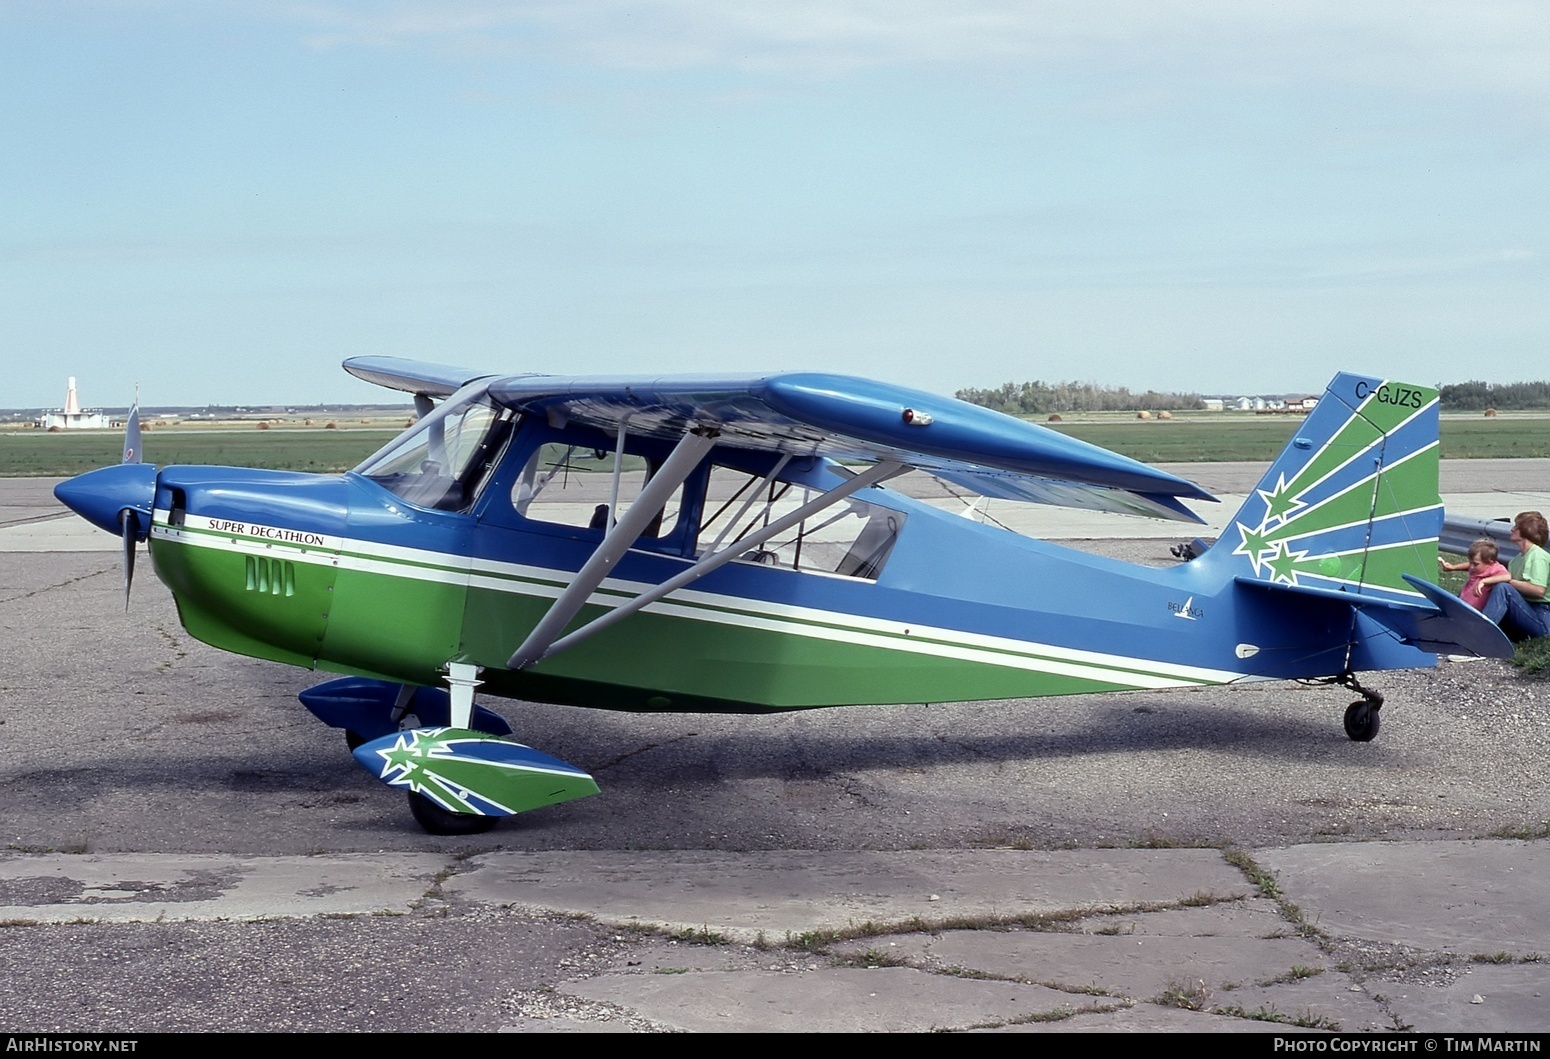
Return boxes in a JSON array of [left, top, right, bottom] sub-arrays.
[[2, 472, 1549, 1032]]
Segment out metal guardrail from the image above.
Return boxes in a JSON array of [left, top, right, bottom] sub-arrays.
[[1440, 513, 1520, 559]]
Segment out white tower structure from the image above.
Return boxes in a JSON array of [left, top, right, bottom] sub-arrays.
[[36, 377, 111, 430]]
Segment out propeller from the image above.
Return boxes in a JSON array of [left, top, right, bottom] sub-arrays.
[[119, 508, 139, 611], [53, 389, 156, 611]]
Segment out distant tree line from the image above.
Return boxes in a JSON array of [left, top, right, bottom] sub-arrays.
[[954, 380, 1207, 415], [1437, 381, 1550, 411]]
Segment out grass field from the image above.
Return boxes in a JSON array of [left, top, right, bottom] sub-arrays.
[[6, 414, 1550, 477], [0, 429, 400, 477], [1050, 415, 1550, 463]]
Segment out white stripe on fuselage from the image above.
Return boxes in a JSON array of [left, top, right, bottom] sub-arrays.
[[153, 512, 1246, 687]]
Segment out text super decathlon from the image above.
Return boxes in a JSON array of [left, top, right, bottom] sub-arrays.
[[55, 359, 1509, 833]]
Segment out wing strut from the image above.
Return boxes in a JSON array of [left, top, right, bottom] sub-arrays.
[[705, 453, 792, 554], [517, 459, 908, 669], [508, 428, 720, 670], [606, 415, 632, 530]]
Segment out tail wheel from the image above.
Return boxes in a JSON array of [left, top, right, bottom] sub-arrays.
[[1343, 701, 1381, 742], [406, 791, 499, 835]]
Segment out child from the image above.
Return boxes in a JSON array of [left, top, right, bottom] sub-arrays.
[[1440, 538, 1509, 611]]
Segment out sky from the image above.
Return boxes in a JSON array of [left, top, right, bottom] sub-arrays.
[[2, 1, 1547, 408]]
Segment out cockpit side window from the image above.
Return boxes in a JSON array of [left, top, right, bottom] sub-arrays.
[[355, 389, 515, 513], [697, 463, 904, 580], [512, 442, 685, 541]]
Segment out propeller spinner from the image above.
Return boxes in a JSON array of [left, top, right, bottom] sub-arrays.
[[54, 461, 156, 610]]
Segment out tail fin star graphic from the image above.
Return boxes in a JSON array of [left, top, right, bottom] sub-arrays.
[[1205, 373, 1440, 605]]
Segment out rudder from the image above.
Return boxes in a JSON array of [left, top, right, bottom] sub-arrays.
[[1201, 374, 1441, 604]]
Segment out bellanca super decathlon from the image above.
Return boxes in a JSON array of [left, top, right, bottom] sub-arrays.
[[54, 359, 1510, 833]]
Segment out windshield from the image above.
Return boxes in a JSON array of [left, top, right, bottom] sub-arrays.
[[355, 386, 514, 512]]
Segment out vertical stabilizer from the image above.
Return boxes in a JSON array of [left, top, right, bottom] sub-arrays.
[[1201, 374, 1441, 604], [122, 397, 142, 465]]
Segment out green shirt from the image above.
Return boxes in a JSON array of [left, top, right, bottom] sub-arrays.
[[1509, 543, 1550, 591]]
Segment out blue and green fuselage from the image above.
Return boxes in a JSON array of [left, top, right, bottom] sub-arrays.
[[55, 368, 1506, 823], [143, 375, 1452, 707]]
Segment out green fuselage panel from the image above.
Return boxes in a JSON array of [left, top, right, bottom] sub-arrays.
[[150, 534, 335, 668], [151, 525, 1208, 713]]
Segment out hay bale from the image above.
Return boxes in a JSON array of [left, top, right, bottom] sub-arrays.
[[1046, 413, 1062, 422], [1157, 410, 1173, 420], [1136, 410, 1152, 420], [1485, 407, 1498, 417]]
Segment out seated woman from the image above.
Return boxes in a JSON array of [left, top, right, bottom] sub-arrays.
[[1479, 511, 1550, 640]]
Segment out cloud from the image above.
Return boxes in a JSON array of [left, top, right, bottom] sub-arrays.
[[250, 0, 1550, 97], [14, 2, 1548, 99]]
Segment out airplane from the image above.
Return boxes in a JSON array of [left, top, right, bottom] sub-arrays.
[[53, 361, 1512, 834]]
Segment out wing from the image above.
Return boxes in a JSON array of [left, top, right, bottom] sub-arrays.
[[345, 359, 1215, 522], [482, 371, 1214, 522], [343, 356, 494, 398]]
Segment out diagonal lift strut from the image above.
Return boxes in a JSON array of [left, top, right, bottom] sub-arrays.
[[509, 450, 906, 670]]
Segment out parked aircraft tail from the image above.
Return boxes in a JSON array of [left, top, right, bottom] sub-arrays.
[[1196, 374, 1509, 661], [1201, 373, 1442, 605]]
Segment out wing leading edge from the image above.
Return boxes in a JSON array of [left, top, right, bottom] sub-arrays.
[[348, 359, 1216, 522], [343, 356, 496, 399]]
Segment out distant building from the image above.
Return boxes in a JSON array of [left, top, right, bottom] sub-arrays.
[[35, 377, 111, 430]]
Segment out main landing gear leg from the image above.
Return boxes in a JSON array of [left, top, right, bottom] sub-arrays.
[[1331, 670, 1384, 742], [407, 662, 498, 836]]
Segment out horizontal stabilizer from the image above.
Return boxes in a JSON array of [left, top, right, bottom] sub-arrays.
[[1387, 575, 1516, 659], [1236, 574, 1513, 659]]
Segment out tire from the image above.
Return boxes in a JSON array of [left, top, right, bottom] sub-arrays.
[[1343, 701, 1381, 742], [406, 791, 498, 835]]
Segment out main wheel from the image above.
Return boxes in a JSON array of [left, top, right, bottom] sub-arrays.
[[407, 791, 499, 835], [1343, 701, 1381, 742]]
